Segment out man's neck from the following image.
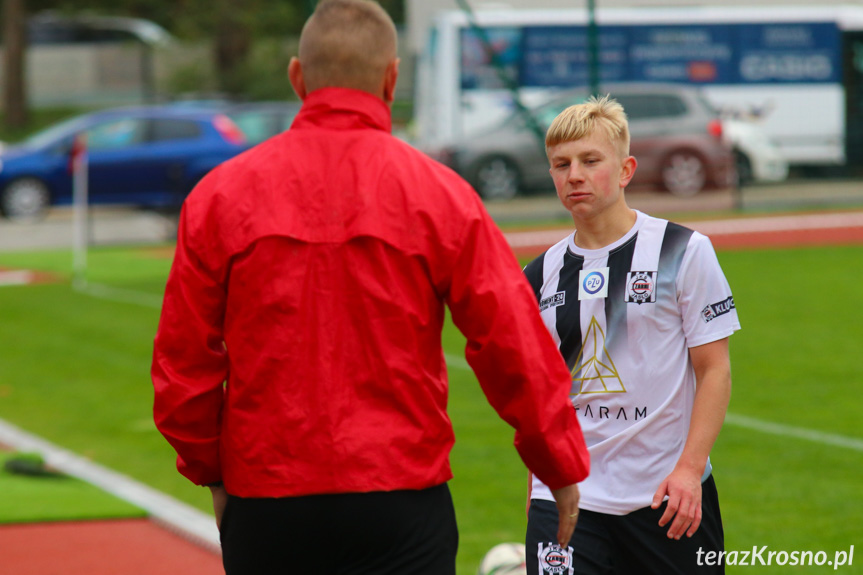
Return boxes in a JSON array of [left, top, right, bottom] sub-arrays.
[[571, 204, 638, 250]]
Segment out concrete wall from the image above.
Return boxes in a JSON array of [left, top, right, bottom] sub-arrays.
[[0, 44, 146, 108], [0, 36, 408, 110], [0, 41, 214, 110]]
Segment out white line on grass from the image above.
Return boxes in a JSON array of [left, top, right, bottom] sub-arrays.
[[444, 353, 470, 370], [74, 282, 163, 308], [0, 418, 220, 553], [0, 270, 35, 286], [724, 412, 863, 452]]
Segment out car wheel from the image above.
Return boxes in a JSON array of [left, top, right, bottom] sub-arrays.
[[734, 149, 753, 185], [661, 151, 707, 197], [471, 157, 521, 200], [0, 178, 51, 220]]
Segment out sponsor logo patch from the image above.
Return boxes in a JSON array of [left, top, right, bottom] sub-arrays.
[[571, 316, 625, 396], [625, 271, 657, 304], [540, 291, 566, 312], [578, 267, 609, 300], [702, 296, 735, 323], [537, 543, 574, 575]]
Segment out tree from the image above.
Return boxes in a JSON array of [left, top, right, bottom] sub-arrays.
[[3, 0, 29, 128], [213, 0, 253, 96]]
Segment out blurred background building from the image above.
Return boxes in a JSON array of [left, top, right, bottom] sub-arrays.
[[407, 0, 863, 180], [0, 0, 861, 205], [0, 12, 172, 108], [407, 0, 863, 53]]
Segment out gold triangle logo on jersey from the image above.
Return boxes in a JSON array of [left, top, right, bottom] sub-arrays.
[[571, 316, 626, 396]]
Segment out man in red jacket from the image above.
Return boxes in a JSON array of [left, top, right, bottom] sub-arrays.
[[151, 1, 588, 573]]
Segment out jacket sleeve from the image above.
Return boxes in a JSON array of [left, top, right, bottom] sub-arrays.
[[151, 202, 228, 486], [444, 205, 590, 490]]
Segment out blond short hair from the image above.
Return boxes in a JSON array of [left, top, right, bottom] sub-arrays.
[[545, 95, 631, 158], [299, 0, 397, 93]]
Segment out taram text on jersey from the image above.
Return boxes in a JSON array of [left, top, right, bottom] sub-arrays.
[[573, 403, 648, 422]]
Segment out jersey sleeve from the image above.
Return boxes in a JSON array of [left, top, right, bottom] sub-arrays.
[[522, 253, 547, 302], [443, 203, 590, 490], [677, 233, 741, 348]]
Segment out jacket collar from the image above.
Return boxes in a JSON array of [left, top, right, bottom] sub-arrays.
[[291, 87, 392, 133]]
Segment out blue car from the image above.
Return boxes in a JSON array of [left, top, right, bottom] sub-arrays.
[[0, 106, 249, 220], [225, 102, 301, 145]]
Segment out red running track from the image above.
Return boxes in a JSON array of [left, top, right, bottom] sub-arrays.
[[0, 518, 223, 575], [505, 211, 863, 257]]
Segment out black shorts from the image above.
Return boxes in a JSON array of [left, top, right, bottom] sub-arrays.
[[526, 475, 724, 575], [220, 483, 458, 575]]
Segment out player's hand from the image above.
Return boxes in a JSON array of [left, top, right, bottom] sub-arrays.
[[651, 467, 702, 540], [550, 483, 580, 547], [209, 484, 228, 530]]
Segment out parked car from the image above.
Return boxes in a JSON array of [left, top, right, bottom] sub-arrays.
[[166, 100, 301, 145], [427, 83, 736, 199], [225, 102, 302, 145], [0, 106, 247, 220], [721, 118, 789, 185]]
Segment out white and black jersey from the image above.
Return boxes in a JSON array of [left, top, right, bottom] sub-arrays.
[[525, 211, 740, 515]]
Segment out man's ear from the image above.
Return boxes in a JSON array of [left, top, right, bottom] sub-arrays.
[[382, 58, 400, 104], [620, 155, 637, 188], [289, 57, 307, 101]]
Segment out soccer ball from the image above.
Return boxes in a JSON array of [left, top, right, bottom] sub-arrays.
[[477, 542, 527, 575]]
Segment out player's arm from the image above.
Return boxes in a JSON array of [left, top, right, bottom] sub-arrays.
[[152, 202, 229, 487], [209, 483, 228, 529], [442, 198, 589, 491], [651, 337, 731, 539]]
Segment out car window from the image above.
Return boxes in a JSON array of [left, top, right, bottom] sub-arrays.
[[664, 96, 687, 116], [229, 112, 275, 144], [614, 94, 687, 120], [536, 105, 565, 128], [24, 115, 88, 148], [86, 118, 146, 151], [695, 92, 720, 115], [536, 94, 589, 127], [149, 119, 203, 142], [278, 111, 297, 131]]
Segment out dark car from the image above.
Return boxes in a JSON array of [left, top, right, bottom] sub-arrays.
[[0, 106, 247, 220], [429, 83, 736, 199]]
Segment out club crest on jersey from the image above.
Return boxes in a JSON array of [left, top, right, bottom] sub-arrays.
[[537, 543, 574, 575], [578, 267, 609, 300], [702, 296, 735, 323], [540, 291, 566, 312], [625, 271, 657, 304]]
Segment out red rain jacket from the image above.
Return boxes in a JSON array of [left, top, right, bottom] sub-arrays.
[[152, 88, 589, 497]]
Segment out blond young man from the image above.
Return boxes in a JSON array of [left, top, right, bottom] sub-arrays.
[[152, 1, 589, 573], [523, 96, 739, 574]]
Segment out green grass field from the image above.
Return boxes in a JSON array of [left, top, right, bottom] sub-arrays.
[[0, 242, 861, 573]]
